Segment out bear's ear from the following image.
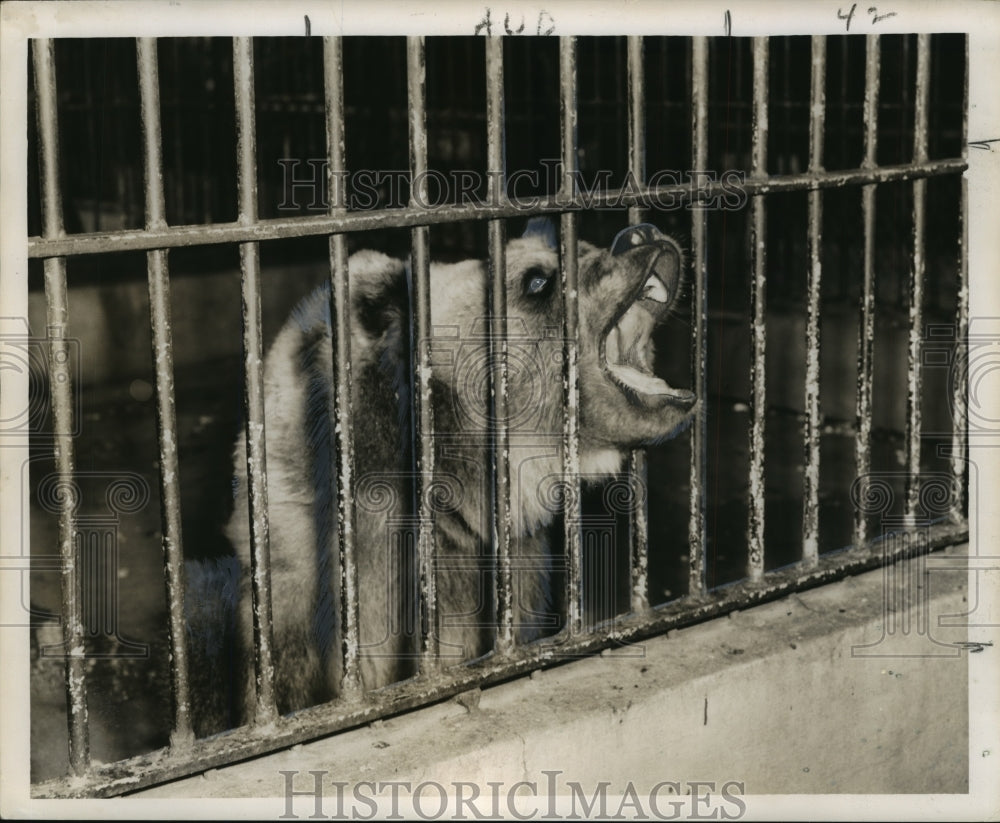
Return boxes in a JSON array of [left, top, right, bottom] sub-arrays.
[[348, 250, 409, 339], [521, 216, 557, 249]]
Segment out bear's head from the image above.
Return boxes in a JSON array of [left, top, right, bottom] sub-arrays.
[[508, 218, 695, 449], [418, 218, 694, 453]]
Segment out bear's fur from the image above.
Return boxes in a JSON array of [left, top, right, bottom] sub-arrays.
[[205, 219, 694, 728]]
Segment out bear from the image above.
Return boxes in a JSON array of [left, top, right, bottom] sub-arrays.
[[193, 218, 694, 731]]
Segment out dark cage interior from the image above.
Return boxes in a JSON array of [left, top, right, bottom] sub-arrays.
[[26, 34, 967, 790]]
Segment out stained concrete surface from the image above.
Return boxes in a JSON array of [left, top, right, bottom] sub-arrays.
[[137, 544, 971, 799]]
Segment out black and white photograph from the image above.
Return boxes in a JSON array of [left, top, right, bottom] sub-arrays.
[[0, 0, 998, 818]]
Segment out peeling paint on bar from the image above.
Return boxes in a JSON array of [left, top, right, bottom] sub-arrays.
[[233, 36, 278, 724], [485, 36, 515, 652], [626, 35, 650, 613], [136, 37, 194, 746], [627, 448, 650, 612], [802, 36, 826, 566], [37, 520, 967, 798], [855, 35, 880, 548], [560, 36, 583, 636], [323, 37, 362, 697], [688, 36, 709, 598], [407, 36, 439, 667], [952, 36, 969, 522], [905, 34, 931, 524], [747, 37, 768, 582], [32, 38, 91, 774]]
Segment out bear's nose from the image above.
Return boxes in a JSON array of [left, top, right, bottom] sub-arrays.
[[610, 223, 667, 257]]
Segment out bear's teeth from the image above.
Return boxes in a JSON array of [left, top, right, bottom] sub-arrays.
[[641, 275, 669, 303]]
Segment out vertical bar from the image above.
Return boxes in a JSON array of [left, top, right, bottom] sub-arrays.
[[951, 36, 969, 522], [626, 36, 646, 228], [560, 36, 583, 635], [407, 36, 439, 667], [746, 37, 768, 582], [839, 38, 849, 172], [32, 38, 90, 774], [905, 34, 931, 523], [782, 37, 792, 172], [136, 38, 194, 745], [232, 37, 277, 723], [626, 35, 650, 612], [485, 36, 514, 653], [802, 36, 826, 565], [323, 37, 362, 695], [854, 35, 880, 548], [688, 37, 709, 597]]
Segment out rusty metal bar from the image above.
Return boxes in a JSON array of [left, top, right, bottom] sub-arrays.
[[854, 35, 880, 548], [32, 37, 90, 774], [626, 35, 650, 613], [407, 36, 439, 667], [28, 159, 966, 260], [688, 36, 709, 597], [905, 34, 931, 523], [136, 37, 194, 745], [38, 517, 967, 799], [484, 36, 514, 653], [323, 36, 362, 696], [747, 37, 768, 582], [802, 36, 826, 565], [560, 36, 583, 635], [232, 36, 277, 723], [952, 36, 969, 522]]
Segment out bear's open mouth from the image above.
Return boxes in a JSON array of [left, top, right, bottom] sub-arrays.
[[600, 251, 696, 410]]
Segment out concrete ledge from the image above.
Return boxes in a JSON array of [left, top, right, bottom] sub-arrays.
[[140, 545, 970, 800]]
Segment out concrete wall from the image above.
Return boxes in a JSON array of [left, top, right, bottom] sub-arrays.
[[139, 544, 970, 805], [26, 259, 330, 388]]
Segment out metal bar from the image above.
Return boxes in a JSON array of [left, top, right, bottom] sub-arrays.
[[323, 36, 362, 696], [802, 36, 826, 565], [905, 34, 931, 523], [136, 37, 193, 746], [232, 36, 277, 723], [854, 35, 880, 548], [38, 519, 967, 799], [688, 36, 709, 598], [626, 35, 650, 612], [32, 37, 90, 775], [560, 36, 583, 635], [407, 36, 439, 667], [952, 36, 969, 522], [28, 159, 967, 260], [747, 37, 769, 582], [627, 449, 649, 612], [782, 37, 792, 171], [626, 35, 646, 227], [484, 36, 514, 653]]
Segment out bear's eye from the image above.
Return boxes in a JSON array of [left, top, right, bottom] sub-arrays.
[[523, 267, 554, 297]]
